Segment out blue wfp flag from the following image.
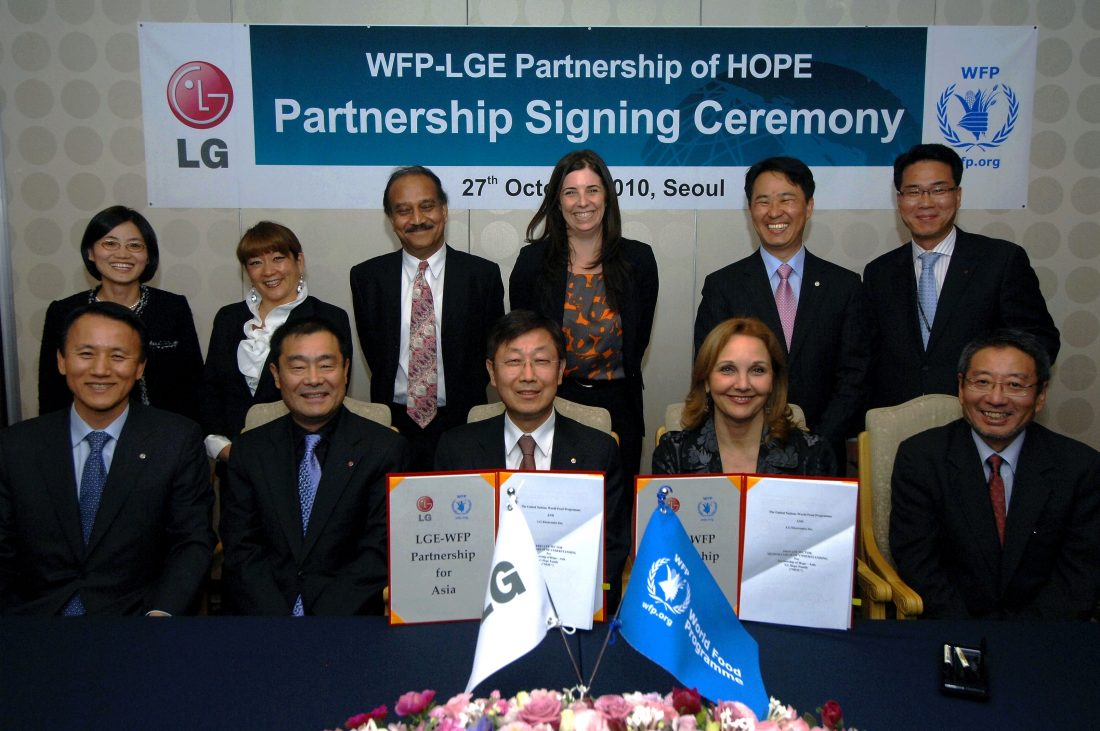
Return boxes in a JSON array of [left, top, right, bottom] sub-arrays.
[[618, 502, 769, 717]]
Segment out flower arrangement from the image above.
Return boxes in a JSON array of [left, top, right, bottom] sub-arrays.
[[332, 688, 851, 731]]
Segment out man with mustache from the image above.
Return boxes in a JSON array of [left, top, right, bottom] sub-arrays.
[[350, 166, 504, 470], [221, 317, 411, 615]]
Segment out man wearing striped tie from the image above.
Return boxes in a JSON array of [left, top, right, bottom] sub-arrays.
[[0, 302, 215, 615], [221, 317, 410, 616]]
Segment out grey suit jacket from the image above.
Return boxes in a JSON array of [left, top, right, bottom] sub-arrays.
[[0, 406, 215, 615], [221, 406, 411, 615]]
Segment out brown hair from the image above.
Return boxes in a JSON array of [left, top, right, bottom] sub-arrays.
[[682, 317, 793, 442], [235, 221, 303, 265]]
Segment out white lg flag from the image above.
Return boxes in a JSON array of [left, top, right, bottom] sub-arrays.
[[465, 494, 558, 693]]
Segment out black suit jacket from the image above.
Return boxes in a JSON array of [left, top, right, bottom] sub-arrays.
[[0, 407, 215, 615], [38, 287, 204, 420], [349, 246, 504, 424], [435, 412, 628, 605], [863, 228, 1060, 409], [200, 296, 352, 441], [509, 238, 658, 403], [890, 419, 1100, 620], [221, 407, 411, 615], [693, 249, 870, 444]]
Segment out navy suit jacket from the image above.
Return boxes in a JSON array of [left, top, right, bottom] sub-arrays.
[[890, 419, 1100, 620], [434, 412, 628, 603], [863, 228, 1060, 409], [349, 246, 504, 424], [694, 248, 870, 444], [0, 406, 215, 615], [200, 296, 352, 441], [221, 407, 411, 615]]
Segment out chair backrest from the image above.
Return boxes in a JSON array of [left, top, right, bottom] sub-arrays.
[[861, 394, 962, 569], [467, 397, 613, 435], [242, 397, 392, 432], [661, 401, 808, 436]]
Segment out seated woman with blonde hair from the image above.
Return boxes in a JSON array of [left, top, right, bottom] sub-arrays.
[[652, 317, 835, 476]]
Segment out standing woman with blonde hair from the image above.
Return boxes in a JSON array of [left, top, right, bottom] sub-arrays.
[[510, 149, 658, 569]]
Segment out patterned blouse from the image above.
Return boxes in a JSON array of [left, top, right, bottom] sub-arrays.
[[562, 272, 625, 381], [651, 415, 837, 476]]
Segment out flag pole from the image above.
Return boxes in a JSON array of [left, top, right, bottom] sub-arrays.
[[584, 485, 673, 692]]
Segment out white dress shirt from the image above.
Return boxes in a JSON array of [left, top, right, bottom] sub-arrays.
[[503, 410, 556, 470], [910, 227, 956, 297]]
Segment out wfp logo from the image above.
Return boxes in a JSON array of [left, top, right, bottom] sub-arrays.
[[452, 495, 472, 516], [937, 82, 1018, 152], [647, 557, 691, 614], [697, 497, 718, 518]]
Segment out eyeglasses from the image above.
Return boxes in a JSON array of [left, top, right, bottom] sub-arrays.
[[897, 185, 958, 201], [97, 239, 147, 253], [497, 358, 560, 373], [963, 377, 1037, 397]]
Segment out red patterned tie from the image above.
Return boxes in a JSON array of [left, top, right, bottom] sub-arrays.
[[775, 262, 796, 350], [987, 454, 1006, 546], [407, 260, 438, 428]]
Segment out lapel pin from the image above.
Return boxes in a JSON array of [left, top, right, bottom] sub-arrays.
[[814, 281, 820, 287], [570, 457, 577, 464], [139, 453, 147, 460], [347, 460, 355, 467]]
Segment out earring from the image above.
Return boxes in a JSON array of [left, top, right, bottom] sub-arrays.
[[248, 288, 259, 304], [296, 276, 304, 294]]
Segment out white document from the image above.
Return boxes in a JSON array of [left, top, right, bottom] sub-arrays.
[[499, 472, 604, 629], [737, 476, 858, 630]]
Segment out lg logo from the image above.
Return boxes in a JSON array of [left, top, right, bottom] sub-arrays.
[[167, 61, 232, 169], [480, 561, 526, 619]]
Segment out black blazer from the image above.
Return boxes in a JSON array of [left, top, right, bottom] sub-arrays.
[[509, 238, 658, 402], [0, 406, 215, 615], [200, 296, 352, 441], [349, 246, 504, 421], [693, 249, 870, 444], [890, 419, 1100, 620], [435, 412, 628, 603], [863, 228, 1060, 409], [38, 287, 204, 420], [221, 407, 411, 615]]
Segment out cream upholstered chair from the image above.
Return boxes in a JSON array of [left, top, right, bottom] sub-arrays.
[[468, 397, 614, 438], [242, 396, 392, 432], [856, 394, 962, 619], [655, 401, 808, 447]]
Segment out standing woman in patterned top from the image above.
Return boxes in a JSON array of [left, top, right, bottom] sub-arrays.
[[37, 205, 203, 419], [510, 149, 659, 488]]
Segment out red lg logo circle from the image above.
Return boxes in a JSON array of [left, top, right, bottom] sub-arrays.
[[667, 497, 681, 513], [167, 61, 233, 129], [416, 496, 434, 512]]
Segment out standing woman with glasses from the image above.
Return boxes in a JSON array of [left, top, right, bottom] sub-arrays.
[[38, 205, 203, 419], [510, 149, 659, 495], [201, 221, 351, 465]]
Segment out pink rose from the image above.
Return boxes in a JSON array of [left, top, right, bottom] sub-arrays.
[[784, 719, 810, 731], [675, 715, 698, 731], [440, 693, 472, 719], [712, 701, 757, 725], [593, 695, 632, 721], [819, 700, 842, 731], [518, 690, 563, 729], [396, 690, 437, 716], [572, 709, 610, 731], [500, 723, 535, 731]]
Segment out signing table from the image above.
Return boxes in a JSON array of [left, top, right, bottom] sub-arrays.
[[1, 617, 1095, 730]]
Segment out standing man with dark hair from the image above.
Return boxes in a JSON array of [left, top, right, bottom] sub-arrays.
[[221, 317, 410, 616], [694, 156, 869, 471], [863, 143, 1060, 409], [890, 330, 1099, 619], [435, 309, 626, 610], [351, 166, 504, 470], [0, 302, 214, 615]]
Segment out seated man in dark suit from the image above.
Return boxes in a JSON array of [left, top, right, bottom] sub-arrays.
[[221, 317, 411, 615], [890, 330, 1100, 619], [0, 302, 215, 615], [435, 309, 626, 610]]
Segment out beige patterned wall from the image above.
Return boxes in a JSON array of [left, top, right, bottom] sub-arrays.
[[2, 0, 1097, 464]]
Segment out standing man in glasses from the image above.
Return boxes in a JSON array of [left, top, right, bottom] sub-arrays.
[[890, 330, 1099, 619], [863, 143, 1060, 410]]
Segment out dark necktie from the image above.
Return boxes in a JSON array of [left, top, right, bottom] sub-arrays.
[[407, 260, 438, 428], [518, 434, 537, 470], [987, 454, 1007, 546], [775, 262, 796, 350], [64, 431, 111, 616], [293, 433, 322, 617]]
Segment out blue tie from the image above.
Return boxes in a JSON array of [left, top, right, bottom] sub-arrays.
[[917, 251, 943, 348], [63, 431, 110, 616], [293, 433, 322, 617]]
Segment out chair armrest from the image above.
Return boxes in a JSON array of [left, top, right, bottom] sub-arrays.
[[856, 559, 891, 620]]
